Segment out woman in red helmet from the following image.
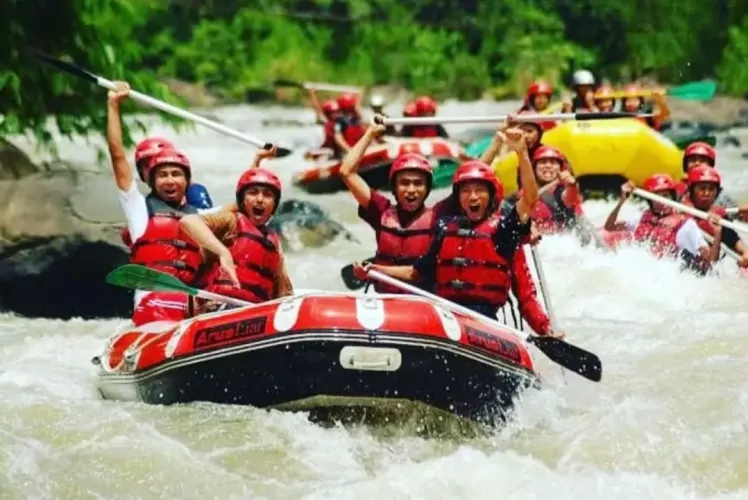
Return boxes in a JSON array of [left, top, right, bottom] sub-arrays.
[[604, 174, 723, 274], [341, 118, 438, 293], [681, 166, 748, 267], [305, 88, 341, 153], [108, 81, 222, 326], [621, 84, 670, 130], [333, 93, 367, 156], [354, 132, 563, 337], [400, 96, 449, 139], [520, 80, 553, 113], [513, 146, 584, 235], [180, 147, 293, 310]]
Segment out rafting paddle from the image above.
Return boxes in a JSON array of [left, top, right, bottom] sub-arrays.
[[633, 189, 748, 236], [106, 264, 251, 307], [274, 79, 362, 93], [366, 270, 602, 382], [29, 49, 293, 158], [340, 259, 374, 290], [380, 111, 652, 126]]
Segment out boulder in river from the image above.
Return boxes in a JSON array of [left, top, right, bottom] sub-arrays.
[[0, 139, 132, 320]]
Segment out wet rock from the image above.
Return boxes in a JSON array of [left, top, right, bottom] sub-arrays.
[[0, 143, 132, 319], [268, 199, 360, 252]]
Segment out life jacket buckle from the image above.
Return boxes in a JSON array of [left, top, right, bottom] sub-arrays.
[[450, 279, 469, 290], [452, 257, 469, 267]]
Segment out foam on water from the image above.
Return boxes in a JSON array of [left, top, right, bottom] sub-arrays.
[[2, 102, 748, 499]]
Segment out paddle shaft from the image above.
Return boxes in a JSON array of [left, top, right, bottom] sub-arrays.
[[701, 232, 741, 261], [381, 111, 653, 126], [303, 82, 362, 93], [633, 188, 748, 236], [527, 246, 558, 328], [33, 51, 271, 149], [193, 289, 253, 306], [367, 270, 526, 343]]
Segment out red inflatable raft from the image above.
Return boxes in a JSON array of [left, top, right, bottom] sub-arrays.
[[94, 292, 538, 424], [293, 137, 464, 194]]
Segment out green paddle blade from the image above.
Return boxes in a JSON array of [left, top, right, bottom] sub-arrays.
[[106, 264, 197, 295], [667, 80, 717, 100], [463, 136, 493, 158]]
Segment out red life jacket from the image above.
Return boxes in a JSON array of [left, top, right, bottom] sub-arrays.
[[129, 195, 202, 285], [633, 210, 687, 257], [681, 197, 727, 236], [205, 213, 281, 303], [434, 215, 512, 307], [321, 121, 336, 149], [341, 117, 366, 146], [373, 206, 436, 293], [411, 126, 439, 138]]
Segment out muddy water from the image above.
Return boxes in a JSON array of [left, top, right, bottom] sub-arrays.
[[2, 100, 747, 499]]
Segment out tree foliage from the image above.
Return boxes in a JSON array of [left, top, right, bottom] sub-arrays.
[[2, 0, 747, 142]]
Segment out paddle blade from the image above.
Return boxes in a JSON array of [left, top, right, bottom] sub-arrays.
[[275, 146, 293, 158], [528, 336, 602, 382], [340, 264, 367, 290], [273, 79, 303, 89], [668, 80, 717, 100], [28, 48, 98, 84], [106, 264, 195, 295]]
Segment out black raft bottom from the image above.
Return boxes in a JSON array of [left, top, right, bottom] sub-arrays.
[[102, 334, 538, 432]]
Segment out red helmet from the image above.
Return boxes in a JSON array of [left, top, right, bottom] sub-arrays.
[[337, 93, 358, 112], [642, 174, 676, 193], [687, 165, 721, 188], [143, 149, 191, 186], [235, 167, 282, 214], [321, 100, 339, 115], [388, 153, 433, 192], [403, 102, 418, 117], [134, 137, 174, 181], [526, 80, 553, 99], [683, 142, 716, 172], [532, 146, 568, 170], [414, 96, 437, 115], [452, 160, 503, 202]]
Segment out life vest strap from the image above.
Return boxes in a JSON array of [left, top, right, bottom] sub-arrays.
[[132, 238, 199, 252], [437, 280, 508, 293], [438, 257, 509, 271], [235, 259, 276, 280], [136, 259, 198, 274], [237, 231, 277, 252]]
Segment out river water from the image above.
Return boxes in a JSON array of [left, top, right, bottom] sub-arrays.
[[2, 100, 747, 499]]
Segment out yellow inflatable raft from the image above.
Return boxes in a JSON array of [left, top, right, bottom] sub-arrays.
[[493, 119, 684, 196]]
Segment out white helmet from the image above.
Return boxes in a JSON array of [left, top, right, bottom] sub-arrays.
[[572, 70, 595, 86], [369, 95, 385, 107]]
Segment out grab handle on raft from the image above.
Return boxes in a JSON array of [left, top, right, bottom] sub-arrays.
[[366, 270, 602, 382], [632, 188, 748, 236], [379, 111, 653, 126], [106, 264, 252, 307], [29, 49, 292, 158]]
